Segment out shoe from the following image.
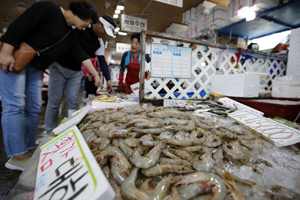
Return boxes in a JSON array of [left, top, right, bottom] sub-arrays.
[[5, 156, 30, 171]]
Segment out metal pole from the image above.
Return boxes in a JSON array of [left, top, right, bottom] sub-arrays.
[[139, 31, 146, 103]]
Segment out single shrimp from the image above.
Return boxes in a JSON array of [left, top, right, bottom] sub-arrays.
[[162, 138, 202, 147], [163, 186, 181, 200], [239, 138, 263, 150], [141, 164, 195, 177], [192, 148, 215, 172], [94, 146, 131, 175], [109, 179, 123, 200], [140, 178, 154, 195], [203, 134, 222, 148], [151, 174, 173, 200], [271, 185, 300, 199], [212, 146, 225, 168], [167, 148, 193, 162], [159, 157, 192, 167], [133, 126, 178, 135], [124, 118, 153, 128], [224, 171, 246, 200], [132, 140, 166, 168], [112, 138, 119, 148], [175, 130, 190, 140], [161, 118, 189, 126], [119, 139, 134, 163], [134, 122, 161, 128], [213, 166, 257, 186], [175, 172, 227, 200], [125, 138, 139, 147], [183, 146, 204, 153], [162, 149, 181, 160], [190, 130, 206, 142], [178, 183, 207, 200], [222, 140, 245, 161], [120, 168, 150, 200], [181, 119, 195, 131], [97, 129, 132, 139], [110, 157, 128, 185]]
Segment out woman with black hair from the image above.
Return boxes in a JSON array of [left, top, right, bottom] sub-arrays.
[[0, 1, 100, 171], [118, 32, 151, 94]]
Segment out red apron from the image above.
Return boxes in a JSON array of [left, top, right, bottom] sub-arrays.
[[125, 51, 140, 94]]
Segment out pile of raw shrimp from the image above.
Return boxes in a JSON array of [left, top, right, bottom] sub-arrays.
[[77, 105, 300, 200]]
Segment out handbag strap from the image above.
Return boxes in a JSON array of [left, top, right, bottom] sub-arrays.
[[36, 30, 71, 56]]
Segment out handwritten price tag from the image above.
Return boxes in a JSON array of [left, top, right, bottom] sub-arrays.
[[34, 126, 115, 200], [229, 110, 300, 147]]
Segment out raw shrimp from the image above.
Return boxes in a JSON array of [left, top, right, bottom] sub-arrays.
[[190, 130, 206, 142], [151, 174, 173, 200], [125, 118, 153, 128], [98, 129, 132, 139], [161, 118, 189, 126], [134, 122, 161, 128], [102, 165, 111, 179], [140, 178, 154, 195], [121, 168, 150, 200], [271, 185, 300, 199], [119, 139, 134, 163], [132, 140, 166, 168], [203, 134, 222, 148], [239, 138, 263, 150], [163, 186, 181, 200], [109, 179, 123, 200], [175, 172, 227, 200], [213, 147, 225, 168], [133, 126, 178, 135], [162, 149, 181, 159], [162, 138, 202, 147], [224, 171, 246, 200], [175, 130, 190, 140], [183, 146, 204, 152], [192, 148, 215, 172], [159, 157, 192, 167], [125, 138, 139, 147], [167, 148, 193, 162], [147, 111, 187, 119], [222, 140, 245, 160], [190, 194, 212, 200], [94, 146, 131, 175], [178, 183, 207, 200], [141, 164, 195, 177], [110, 157, 128, 185], [181, 119, 195, 131]]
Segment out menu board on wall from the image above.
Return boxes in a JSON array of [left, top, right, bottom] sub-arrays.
[[150, 43, 192, 79]]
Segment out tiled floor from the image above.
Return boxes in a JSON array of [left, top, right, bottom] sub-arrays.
[[0, 88, 86, 199]]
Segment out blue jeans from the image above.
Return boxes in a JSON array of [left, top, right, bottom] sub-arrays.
[[44, 62, 82, 134], [0, 64, 42, 157]]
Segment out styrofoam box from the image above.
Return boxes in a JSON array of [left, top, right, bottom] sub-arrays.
[[197, 0, 216, 15], [211, 74, 260, 97], [250, 0, 279, 12], [228, 0, 245, 22], [170, 23, 188, 34], [272, 79, 300, 98]]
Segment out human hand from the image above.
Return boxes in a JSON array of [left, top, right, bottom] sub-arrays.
[[93, 75, 105, 89], [0, 53, 15, 75], [106, 80, 115, 93], [87, 75, 93, 82], [146, 71, 151, 81]]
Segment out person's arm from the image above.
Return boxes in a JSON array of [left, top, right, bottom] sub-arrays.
[[82, 59, 104, 88], [97, 55, 114, 93], [0, 43, 15, 74], [118, 52, 127, 89]]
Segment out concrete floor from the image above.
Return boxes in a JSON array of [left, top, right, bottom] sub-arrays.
[[0, 88, 86, 200]]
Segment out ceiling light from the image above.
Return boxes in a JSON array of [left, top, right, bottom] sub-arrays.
[[116, 5, 124, 10], [118, 31, 127, 36], [113, 14, 119, 19], [237, 6, 256, 21], [115, 9, 121, 14], [115, 27, 120, 32]]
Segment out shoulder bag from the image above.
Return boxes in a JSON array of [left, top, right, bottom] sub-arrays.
[[0, 30, 71, 74]]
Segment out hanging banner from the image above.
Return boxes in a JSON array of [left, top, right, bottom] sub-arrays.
[[121, 14, 147, 32], [34, 126, 115, 200], [116, 43, 131, 53], [154, 0, 183, 7]]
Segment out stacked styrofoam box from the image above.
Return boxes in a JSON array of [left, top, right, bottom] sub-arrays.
[[208, 4, 229, 29], [167, 23, 188, 36], [189, 15, 210, 38], [272, 79, 300, 98], [196, 1, 216, 17], [211, 74, 260, 97]]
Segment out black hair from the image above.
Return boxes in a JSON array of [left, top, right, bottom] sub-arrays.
[[102, 15, 116, 28], [69, 1, 99, 24], [131, 32, 141, 42]]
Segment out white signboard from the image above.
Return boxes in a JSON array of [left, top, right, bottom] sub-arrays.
[[34, 126, 115, 200], [111, 54, 123, 61], [116, 43, 131, 54], [154, 0, 183, 7], [228, 110, 300, 147], [151, 43, 192, 78], [121, 14, 147, 32]]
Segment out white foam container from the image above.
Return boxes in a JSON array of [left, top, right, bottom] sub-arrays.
[[272, 79, 300, 98]]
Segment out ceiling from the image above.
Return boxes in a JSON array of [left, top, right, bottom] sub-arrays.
[[0, 0, 229, 51]]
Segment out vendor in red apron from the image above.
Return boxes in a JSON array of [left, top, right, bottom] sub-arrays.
[[118, 32, 151, 94]]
